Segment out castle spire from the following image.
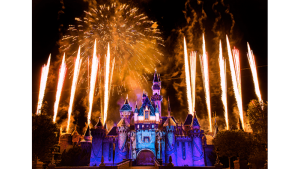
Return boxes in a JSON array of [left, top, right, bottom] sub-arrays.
[[153, 69, 159, 82], [124, 94, 129, 105], [84, 125, 91, 137], [168, 97, 171, 117], [96, 116, 103, 128]]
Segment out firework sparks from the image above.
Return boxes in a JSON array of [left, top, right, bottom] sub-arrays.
[[67, 47, 82, 133], [190, 51, 197, 111], [103, 43, 111, 125], [218, 40, 229, 130], [247, 43, 262, 103], [183, 37, 193, 115], [226, 35, 244, 129], [53, 54, 67, 122], [109, 57, 115, 99], [199, 34, 212, 132], [36, 55, 51, 115], [88, 40, 99, 125], [60, 2, 163, 92]]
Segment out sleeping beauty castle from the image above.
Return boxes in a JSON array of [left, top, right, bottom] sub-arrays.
[[61, 71, 216, 166]]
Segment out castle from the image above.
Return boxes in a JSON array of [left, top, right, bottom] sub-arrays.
[[76, 71, 215, 166]]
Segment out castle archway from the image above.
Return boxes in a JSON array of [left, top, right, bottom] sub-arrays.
[[136, 149, 155, 166]]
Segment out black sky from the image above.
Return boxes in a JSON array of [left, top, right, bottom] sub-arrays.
[[32, 0, 267, 133]]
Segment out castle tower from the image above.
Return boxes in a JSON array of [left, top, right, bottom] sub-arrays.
[[115, 118, 130, 163], [120, 95, 133, 124], [163, 107, 177, 166], [151, 70, 163, 116], [72, 126, 81, 146], [90, 118, 107, 166], [191, 112, 205, 166], [80, 125, 92, 155]]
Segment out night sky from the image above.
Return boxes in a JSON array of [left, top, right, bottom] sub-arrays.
[[32, 0, 267, 134]]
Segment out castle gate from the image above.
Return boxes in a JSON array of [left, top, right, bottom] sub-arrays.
[[136, 149, 155, 166]]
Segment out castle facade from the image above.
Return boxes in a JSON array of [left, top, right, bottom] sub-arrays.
[[80, 71, 209, 166]]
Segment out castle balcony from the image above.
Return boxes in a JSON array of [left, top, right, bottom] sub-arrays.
[[135, 120, 159, 124], [135, 123, 158, 130]]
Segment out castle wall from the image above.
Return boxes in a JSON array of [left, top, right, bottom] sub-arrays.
[[136, 129, 156, 156], [89, 137, 102, 166], [90, 129, 105, 166], [175, 137, 193, 166], [165, 127, 177, 166], [115, 127, 128, 163], [103, 138, 115, 165], [192, 136, 205, 166], [161, 132, 166, 164]]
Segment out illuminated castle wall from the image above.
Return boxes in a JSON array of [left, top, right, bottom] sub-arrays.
[[80, 71, 208, 166]]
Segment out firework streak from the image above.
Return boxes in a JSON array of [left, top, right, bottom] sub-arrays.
[[103, 43, 111, 125], [218, 40, 229, 130], [199, 34, 212, 132], [226, 35, 244, 129], [53, 54, 67, 122], [67, 47, 82, 133], [247, 43, 262, 103], [183, 37, 193, 115], [88, 40, 99, 125], [36, 55, 51, 115], [190, 51, 197, 112]]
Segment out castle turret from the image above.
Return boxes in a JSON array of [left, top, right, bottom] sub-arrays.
[[134, 102, 138, 123], [163, 106, 177, 166], [120, 95, 133, 124], [151, 70, 163, 116], [115, 118, 130, 163], [191, 112, 205, 166], [90, 118, 107, 166], [80, 125, 92, 157]]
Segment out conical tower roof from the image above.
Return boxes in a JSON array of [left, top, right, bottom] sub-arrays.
[[84, 125, 91, 137], [163, 116, 176, 127], [192, 112, 200, 129], [134, 101, 139, 113], [117, 118, 130, 127], [184, 114, 193, 126], [95, 117, 103, 128], [153, 69, 159, 82], [120, 95, 132, 112]]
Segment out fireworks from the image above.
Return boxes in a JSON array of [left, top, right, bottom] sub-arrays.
[[226, 35, 244, 130], [218, 40, 229, 130], [88, 40, 99, 125], [247, 43, 262, 104], [53, 54, 67, 122], [199, 34, 212, 132], [36, 55, 51, 115], [60, 2, 163, 92], [67, 47, 82, 133], [190, 51, 197, 112], [103, 43, 111, 125], [183, 37, 193, 115]]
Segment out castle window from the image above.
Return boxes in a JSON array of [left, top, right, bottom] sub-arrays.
[[144, 136, 150, 143], [145, 110, 149, 120]]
